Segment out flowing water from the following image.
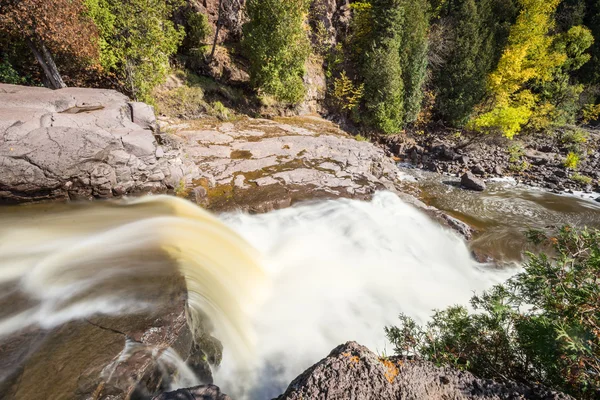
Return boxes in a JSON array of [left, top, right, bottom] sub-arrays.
[[0, 185, 598, 399]]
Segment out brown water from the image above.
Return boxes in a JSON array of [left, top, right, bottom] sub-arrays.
[[403, 168, 600, 261]]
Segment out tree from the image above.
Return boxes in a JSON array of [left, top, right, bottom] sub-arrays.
[[469, 0, 567, 138], [243, 0, 311, 105], [433, 0, 518, 127], [86, 0, 184, 102], [361, 0, 405, 134], [0, 0, 99, 89], [400, 0, 429, 124]]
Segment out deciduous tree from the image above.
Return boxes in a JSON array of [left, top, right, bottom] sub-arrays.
[[0, 0, 100, 89]]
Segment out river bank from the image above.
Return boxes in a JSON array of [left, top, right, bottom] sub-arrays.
[[382, 126, 600, 196]]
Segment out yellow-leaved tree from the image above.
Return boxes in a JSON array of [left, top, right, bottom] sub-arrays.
[[469, 0, 566, 138]]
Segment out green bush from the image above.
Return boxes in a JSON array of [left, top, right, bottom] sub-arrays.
[[186, 12, 212, 49], [571, 172, 593, 185], [243, 0, 310, 105], [386, 226, 600, 399], [0, 59, 26, 84]]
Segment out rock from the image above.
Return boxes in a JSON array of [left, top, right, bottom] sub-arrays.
[[472, 164, 485, 176], [494, 165, 504, 175], [276, 341, 574, 400], [0, 84, 198, 203], [460, 155, 470, 165], [440, 214, 475, 240], [555, 170, 567, 178], [595, 196, 600, 203], [153, 384, 231, 400], [461, 172, 486, 191]]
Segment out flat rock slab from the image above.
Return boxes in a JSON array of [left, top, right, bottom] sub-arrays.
[[167, 116, 403, 212]]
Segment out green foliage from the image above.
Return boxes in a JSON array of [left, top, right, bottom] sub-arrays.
[[571, 172, 593, 185], [386, 227, 600, 399], [399, 0, 429, 123], [331, 71, 364, 112], [243, 0, 311, 105], [558, 127, 588, 153], [564, 151, 580, 169], [186, 12, 212, 49], [86, 0, 184, 102], [581, 103, 600, 124], [434, 0, 517, 127], [154, 85, 206, 119], [83, 0, 117, 71], [360, 0, 405, 134], [210, 101, 231, 121], [0, 58, 26, 84]]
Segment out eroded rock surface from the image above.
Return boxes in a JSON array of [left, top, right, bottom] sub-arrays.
[[0, 84, 197, 203], [166, 115, 405, 212], [276, 341, 573, 400]]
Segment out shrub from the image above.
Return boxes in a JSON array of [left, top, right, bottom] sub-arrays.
[[0, 58, 26, 84], [581, 103, 600, 124], [571, 173, 593, 185], [154, 85, 206, 119], [386, 227, 600, 399], [331, 71, 364, 113], [564, 151, 580, 169]]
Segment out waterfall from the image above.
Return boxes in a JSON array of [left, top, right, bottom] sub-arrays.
[[0, 192, 513, 398]]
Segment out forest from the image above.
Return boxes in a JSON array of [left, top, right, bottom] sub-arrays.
[[1, 0, 599, 136]]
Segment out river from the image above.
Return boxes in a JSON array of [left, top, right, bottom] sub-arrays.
[[0, 180, 599, 399]]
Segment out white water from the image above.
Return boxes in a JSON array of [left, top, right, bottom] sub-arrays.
[[215, 191, 514, 399], [0, 192, 514, 398]]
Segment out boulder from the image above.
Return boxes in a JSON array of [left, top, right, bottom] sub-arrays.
[[153, 384, 231, 400], [0, 84, 197, 203], [461, 172, 486, 191], [276, 341, 573, 400]]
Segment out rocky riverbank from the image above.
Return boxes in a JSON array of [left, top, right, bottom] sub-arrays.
[[384, 127, 600, 197]]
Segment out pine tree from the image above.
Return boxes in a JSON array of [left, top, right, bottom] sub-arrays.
[[433, 0, 518, 127], [361, 0, 405, 134], [400, 0, 429, 124]]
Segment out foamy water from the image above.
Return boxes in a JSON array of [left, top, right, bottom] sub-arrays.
[[0, 192, 514, 398]]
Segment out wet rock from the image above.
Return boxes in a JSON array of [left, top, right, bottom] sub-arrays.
[[595, 196, 600, 203], [276, 341, 573, 400], [461, 172, 486, 191], [153, 384, 231, 400]]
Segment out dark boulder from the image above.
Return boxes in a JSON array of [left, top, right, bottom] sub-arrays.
[[461, 172, 486, 191]]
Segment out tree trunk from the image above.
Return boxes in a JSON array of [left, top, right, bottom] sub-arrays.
[[209, 0, 224, 61], [26, 38, 66, 89]]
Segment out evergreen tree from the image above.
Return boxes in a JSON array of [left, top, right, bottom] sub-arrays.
[[243, 0, 311, 105], [361, 0, 405, 134], [400, 0, 429, 124], [433, 0, 518, 127]]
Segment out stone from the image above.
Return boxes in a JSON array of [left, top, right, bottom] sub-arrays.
[[153, 384, 231, 400], [0, 84, 196, 203], [472, 164, 485, 176], [276, 342, 573, 400], [494, 165, 504, 175], [461, 172, 486, 191]]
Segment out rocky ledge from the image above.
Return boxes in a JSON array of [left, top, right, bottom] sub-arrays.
[[157, 341, 572, 400], [0, 84, 401, 211]]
